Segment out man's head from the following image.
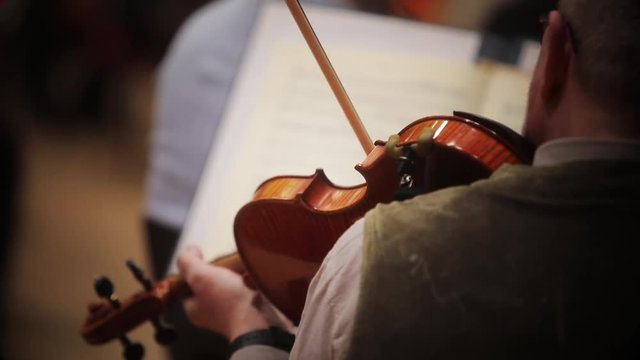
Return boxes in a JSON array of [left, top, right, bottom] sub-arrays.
[[523, 0, 640, 145]]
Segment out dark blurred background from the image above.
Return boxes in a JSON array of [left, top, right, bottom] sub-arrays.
[[0, 1, 210, 358], [0, 0, 554, 358], [1, 0, 211, 123]]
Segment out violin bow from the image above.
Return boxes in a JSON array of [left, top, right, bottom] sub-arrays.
[[284, 0, 374, 154]]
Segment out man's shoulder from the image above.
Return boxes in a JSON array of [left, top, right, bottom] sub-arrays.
[[364, 168, 515, 229], [364, 160, 640, 246]]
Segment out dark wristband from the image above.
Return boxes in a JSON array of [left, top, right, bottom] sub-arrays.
[[228, 326, 296, 355]]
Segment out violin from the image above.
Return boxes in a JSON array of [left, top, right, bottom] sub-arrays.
[[80, 111, 532, 348], [234, 111, 533, 323], [79, 0, 534, 357]]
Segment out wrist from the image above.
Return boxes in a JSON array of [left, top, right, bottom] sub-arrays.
[[227, 319, 269, 342], [228, 326, 295, 355], [225, 296, 270, 340]]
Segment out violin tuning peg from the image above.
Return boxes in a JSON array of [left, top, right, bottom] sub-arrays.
[[121, 338, 145, 360], [124, 260, 178, 346], [94, 276, 122, 308], [126, 259, 153, 291], [92, 275, 146, 359], [94, 276, 114, 299], [153, 321, 177, 346]]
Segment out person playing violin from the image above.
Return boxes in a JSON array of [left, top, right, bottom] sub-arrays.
[[177, 0, 640, 358]]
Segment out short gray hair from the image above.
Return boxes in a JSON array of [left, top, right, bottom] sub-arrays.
[[559, 0, 640, 118]]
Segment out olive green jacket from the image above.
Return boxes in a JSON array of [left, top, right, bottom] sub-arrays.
[[349, 160, 640, 359]]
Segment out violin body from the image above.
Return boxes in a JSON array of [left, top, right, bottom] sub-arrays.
[[235, 113, 532, 323], [235, 149, 397, 324]]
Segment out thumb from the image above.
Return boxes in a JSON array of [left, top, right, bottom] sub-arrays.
[[177, 244, 205, 276], [184, 244, 204, 259]]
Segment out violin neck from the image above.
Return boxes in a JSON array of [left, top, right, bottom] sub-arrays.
[[208, 252, 245, 273], [163, 252, 245, 301]]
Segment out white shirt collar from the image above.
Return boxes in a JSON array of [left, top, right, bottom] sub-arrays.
[[533, 137, 640, 166]]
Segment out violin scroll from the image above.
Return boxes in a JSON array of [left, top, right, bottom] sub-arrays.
[[80, 253, 244, 358], [84, 260, 181, 359]]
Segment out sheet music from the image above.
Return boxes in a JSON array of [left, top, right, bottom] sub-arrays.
[[477, 63, 533, 132], [168, 1, 535, 273], [518, 41, 542, 72]]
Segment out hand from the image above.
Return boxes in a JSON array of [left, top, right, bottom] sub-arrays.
[[177, 245, 293, 341]]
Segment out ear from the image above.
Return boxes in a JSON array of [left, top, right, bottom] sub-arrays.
[[539, 11, 573, 105]]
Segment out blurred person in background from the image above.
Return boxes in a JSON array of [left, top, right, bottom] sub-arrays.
[[0, 0, 208, 357], [486, 0, 558, 39], [174, 0, 640, 359], [0, 1, 21, 353], [8, 0, 210, 124], [0, 120, 18, 358]]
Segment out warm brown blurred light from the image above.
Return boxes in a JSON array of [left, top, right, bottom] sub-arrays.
[[0, 1, 207, 358]]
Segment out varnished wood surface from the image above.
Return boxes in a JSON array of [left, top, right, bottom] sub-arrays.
[[234, 114, 531, 322]]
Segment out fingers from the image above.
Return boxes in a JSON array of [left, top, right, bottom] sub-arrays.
[[177, 244, 208, 282], [185, 244, 204, 259], [178, 245, 245, 295], [177, 244, 203, 268], [175, 246, 290, 338], [182, 297, 205, 329]]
